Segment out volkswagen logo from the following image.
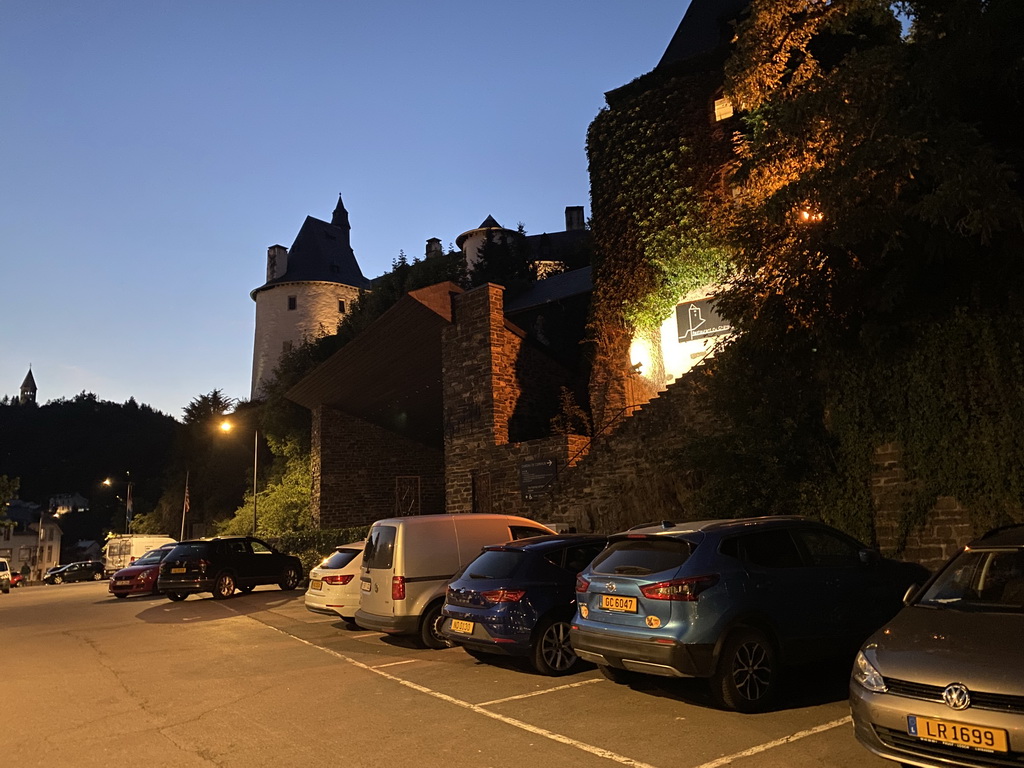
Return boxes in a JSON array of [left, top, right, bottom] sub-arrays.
[[942, 683, 971, 711], [606, 582, 617, 592]]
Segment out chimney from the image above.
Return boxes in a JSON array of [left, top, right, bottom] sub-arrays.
[[267, 244, 288, 281], [565, 206, 585, 231], [425, 237, 443, 259]]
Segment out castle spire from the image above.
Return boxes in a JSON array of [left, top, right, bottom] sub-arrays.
[[331, 194, 350, 231]]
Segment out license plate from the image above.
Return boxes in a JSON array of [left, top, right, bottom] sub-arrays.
[[908, 716, 1009, 752], [450, 619, 474, 634], [310, 579, 323, 590], [115, 580, 130, 586], [360, 580, 371, 592], [170, 567, 186, 574], [600, 594, 637, 613]]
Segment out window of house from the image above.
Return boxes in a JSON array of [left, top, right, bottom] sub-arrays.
[[46, 545, 53, 562], [287, 295, 297, 310], [2, 526, 10, 541], [48, 527, 54, 541], [714, 96, 734, 121], [338, 300, 346, 313]]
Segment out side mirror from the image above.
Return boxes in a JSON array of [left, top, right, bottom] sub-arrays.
[[902, 584, 920, 605], [859, 548, 881, 565]]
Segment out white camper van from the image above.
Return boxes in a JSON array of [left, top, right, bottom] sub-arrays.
[[355, 514, 555, 648], [104, 534, 177, 575]]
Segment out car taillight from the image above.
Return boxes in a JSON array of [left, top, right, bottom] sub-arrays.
[[481, 589, 526, 604], [575, 575, 590, 593], [322, 574, 353, 586], [392, 576, 406, 600], [640, 574, 719, 601]]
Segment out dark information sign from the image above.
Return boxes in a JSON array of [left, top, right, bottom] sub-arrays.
[[519, 459, 556, 501], [676, 298, 731, 343]]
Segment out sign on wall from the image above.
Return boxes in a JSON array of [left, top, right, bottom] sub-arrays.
[[519, 459, 556, 501], [676, 298, 731, 343]]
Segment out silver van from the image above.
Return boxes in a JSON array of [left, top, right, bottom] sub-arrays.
[[355, 514, 556, 647]]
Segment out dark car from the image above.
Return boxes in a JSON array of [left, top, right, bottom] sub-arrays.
[[158, 536, 303, 601], [43, 560, 106, 585], [571, 516, 929, 712], [108, 544, 177, 598], [442, 534, 608, 675], [850, 523, 1024, 767]]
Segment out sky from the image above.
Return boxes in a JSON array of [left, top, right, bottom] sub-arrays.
[[2, 1, 689, 421]]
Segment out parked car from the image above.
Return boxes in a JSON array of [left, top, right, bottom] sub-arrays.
[[43, 560, 106, 584], [571, 516, 929, 712], [108, 544, 178, 599], [442, 533, 608, 675], [10, 571, 25, 588], [356, 514, 557, 648], [0, 558, 10, 594], [305, 541, 365, 621], [158, 536, 303, 601], [850, 523, 1024, 767]]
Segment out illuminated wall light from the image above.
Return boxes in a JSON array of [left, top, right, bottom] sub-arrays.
[[629, 337, 655, 380]]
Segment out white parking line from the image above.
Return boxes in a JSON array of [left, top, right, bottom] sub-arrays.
[[267, 625, 661, 768], [691, 717, 852, 768], [371, 659, 419, 669], [477, 677, 603, 706]]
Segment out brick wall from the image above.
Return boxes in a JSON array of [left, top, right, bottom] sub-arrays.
[[311, 405, 444, 527]]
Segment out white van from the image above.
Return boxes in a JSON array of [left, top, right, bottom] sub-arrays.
[[104, 534, 177, 575], [0, 558, 10, 594], [355, 514, 555, 647]]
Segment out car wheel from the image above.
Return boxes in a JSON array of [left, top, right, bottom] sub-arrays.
[[166, 592, 187, 602], [532, 618, 580, 676], [279, 566, 300, 591], [213, 572, 236, 599], [92, 572, 103, 581], [114, 593, 128, 599], [1, 584, 8, 594], [598, 665, 637, 684], [711, 628, 779, 713], [419, 602, 451, 649], [238, 584, 255, 594], [52, 575, 64, 585]]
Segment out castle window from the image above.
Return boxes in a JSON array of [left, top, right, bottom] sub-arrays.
[[282, 341, 293, 354], [714, 97, 734, 122], [338, 300, 346, 313], [287, 295, 297, 310]]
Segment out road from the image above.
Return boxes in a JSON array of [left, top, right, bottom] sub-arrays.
[[0, 581, 890, 768]]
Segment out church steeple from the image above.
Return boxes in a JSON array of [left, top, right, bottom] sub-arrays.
[[20, 367, 37, 405]]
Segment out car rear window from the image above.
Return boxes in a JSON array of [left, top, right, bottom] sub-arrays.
[[363, 525, 397, 570], [591, 538, 693, 576], [322, 548, 362, 569], [463, 550, 524, 580], [167, 542, 211, 559]]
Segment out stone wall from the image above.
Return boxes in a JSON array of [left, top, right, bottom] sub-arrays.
[[442, 283, 590, 521], [311, 405, 444, 528]]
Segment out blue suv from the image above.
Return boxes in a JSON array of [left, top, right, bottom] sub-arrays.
[[571, 516, 928, 712], [442, 534, 608, 675]]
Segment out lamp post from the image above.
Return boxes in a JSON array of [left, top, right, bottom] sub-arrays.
[[103, 472, 134, 533], [221, 421, 258, 535]]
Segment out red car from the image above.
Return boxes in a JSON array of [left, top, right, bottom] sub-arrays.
[[10, 572, 25, 587], [109, 545, 176, 598]]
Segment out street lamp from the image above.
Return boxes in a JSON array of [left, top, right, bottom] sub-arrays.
[[103, 472, 134, 533], [221, 420, 258, 535]]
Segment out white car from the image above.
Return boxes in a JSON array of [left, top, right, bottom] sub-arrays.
[[304, 541, 365, 621]]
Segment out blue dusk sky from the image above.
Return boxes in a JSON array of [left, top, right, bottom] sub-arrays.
[[2, 1, 689, 420]]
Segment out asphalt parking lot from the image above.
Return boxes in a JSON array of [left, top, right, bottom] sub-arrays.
[[2, 582, 889, 768]]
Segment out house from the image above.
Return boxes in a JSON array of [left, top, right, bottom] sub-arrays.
[[1, 501, 62, 579]]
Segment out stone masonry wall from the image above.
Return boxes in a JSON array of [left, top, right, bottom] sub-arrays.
[[311, 405, 444, 528], [442, 283, 589, 520]]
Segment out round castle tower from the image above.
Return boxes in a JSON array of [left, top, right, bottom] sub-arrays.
[[250, 195, 371, 399]]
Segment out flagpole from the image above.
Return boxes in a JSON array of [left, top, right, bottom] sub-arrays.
[[180, 471, 189, 540]]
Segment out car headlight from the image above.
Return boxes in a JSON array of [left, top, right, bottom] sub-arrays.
[[853, 649, 887, 693]]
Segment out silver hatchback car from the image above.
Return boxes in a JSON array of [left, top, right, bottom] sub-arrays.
[[850, 524, 1024, 767]]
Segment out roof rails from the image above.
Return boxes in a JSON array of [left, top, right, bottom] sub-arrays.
[[627, 520, 678, 531]]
